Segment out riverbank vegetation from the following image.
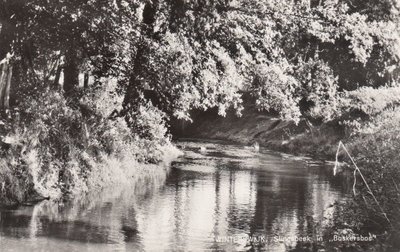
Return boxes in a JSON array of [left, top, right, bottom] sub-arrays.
[[0, 80, 180, 205], [324, 106, 400, 251], [0, 0, 399, 250]]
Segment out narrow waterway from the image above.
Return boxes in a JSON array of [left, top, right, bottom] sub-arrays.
[[0, 140, 349, 251]]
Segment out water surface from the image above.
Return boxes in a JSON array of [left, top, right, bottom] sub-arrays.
[[0, 140, 349, 251]]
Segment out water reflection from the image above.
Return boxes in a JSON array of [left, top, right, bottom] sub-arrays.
[[0, 140, 349, 251]]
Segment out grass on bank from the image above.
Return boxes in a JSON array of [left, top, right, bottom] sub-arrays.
[[321, 94, 400, 251]]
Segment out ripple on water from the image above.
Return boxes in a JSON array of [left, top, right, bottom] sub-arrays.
[[0, 140, 350, 252]]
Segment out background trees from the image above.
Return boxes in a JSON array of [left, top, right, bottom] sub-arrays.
[[116, 0, 399, 124], [0, 0, 398, 128], [1, 0, 140, 98]]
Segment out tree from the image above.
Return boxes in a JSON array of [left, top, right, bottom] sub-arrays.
[[118, 0, 399, 124], [2, 0, 398, 126], [4, 0, 141, 96]]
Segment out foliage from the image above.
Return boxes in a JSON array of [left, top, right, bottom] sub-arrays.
[[325, 107, 400, 250], [0, 82, 178, 205], [251, 60, 302, 123], [342, 85, 400, 117], [296, 59, 341, 121], [115, 0, 399, 124], [2, 0, 399, 124]]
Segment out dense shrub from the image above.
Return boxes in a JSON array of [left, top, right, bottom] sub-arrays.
[[0, 82, 180, 205], [341, 86, 400, 119], [324, 98, 400, 250]]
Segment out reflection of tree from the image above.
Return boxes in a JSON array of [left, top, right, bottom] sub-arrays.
[[170, 168, 191, 250], [226, 160, 254, 232], [0, 142, 350, 251], [120, 207, 140, 244], [248, 168, 311, 250], [210, 168, 222, 251], [0, 174, 171, 250], [0, 209, 33, 238]]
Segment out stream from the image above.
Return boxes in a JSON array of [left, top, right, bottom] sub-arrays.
[[0, 139, 350, 251]]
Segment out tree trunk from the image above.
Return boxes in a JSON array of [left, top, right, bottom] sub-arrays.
[[53, 65, 62, 88], [4, 64, 12, 108], [0, 1, 15, 110], [0, 63, 7, 108], [83, 72, 89, 89], [0, 60, 12, 109], [63, 48, 79, 95], [123, 0, 159, 114], [0, 22, 14, 62]]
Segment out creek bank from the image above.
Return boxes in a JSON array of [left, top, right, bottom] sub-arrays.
[[0, 144, 182, 208], [0, 87, 183, 208], [171, 104, 345, 160]]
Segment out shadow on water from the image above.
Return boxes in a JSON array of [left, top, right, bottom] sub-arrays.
[[0, 140, 351, 251]]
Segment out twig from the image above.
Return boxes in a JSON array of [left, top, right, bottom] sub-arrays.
[[353, 169, 357, 196], [391, 177, 399, 193]]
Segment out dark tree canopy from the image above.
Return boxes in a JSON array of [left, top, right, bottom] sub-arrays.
[[0, 0, 398, 123]]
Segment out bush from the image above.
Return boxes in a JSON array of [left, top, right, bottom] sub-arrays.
[[325, 106, 400, 251], [0, 81, 180, 205], [344, 86, 400, 117]]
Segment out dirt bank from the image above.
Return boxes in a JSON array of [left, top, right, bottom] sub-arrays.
[[171, 103, 345, 159]]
